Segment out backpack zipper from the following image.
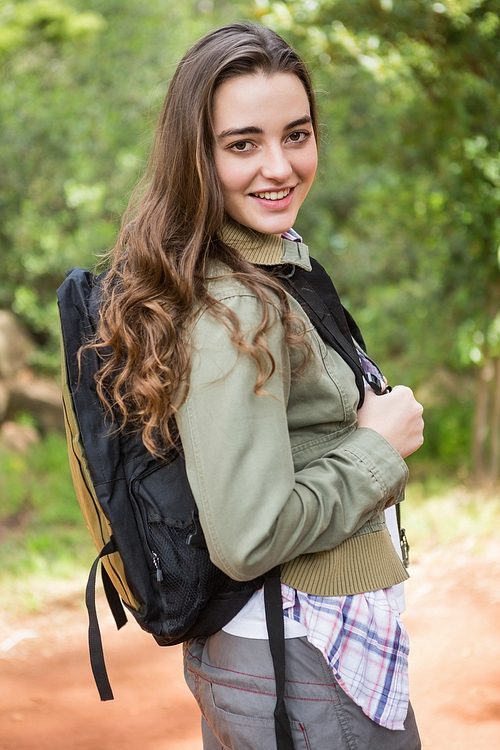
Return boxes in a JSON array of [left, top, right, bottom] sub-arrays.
[[152, 551, 164, 582]]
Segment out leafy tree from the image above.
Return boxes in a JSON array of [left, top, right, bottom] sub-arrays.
[[0, 0, 242, 369], [252, 0, 500, 483], [4, 0, 500, 482]]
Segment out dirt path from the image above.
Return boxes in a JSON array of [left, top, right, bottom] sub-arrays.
[[404, 542, 500, 749], [1, 542, 499, 749]]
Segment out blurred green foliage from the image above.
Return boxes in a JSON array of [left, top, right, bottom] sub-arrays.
[[0, 0, 240, 368], [1, 0, 500, 480], [252, 0, 500, 482], [0, 431, 77, 524]]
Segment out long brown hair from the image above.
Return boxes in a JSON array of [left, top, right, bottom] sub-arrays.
[[94, 22, 318, 456]]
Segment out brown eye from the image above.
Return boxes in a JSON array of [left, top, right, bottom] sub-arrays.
[[232, 141, 250, 151], [287, 131, 307, 143]]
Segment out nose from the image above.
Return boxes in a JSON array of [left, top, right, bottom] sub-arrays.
[[260, 144, 293, 183]]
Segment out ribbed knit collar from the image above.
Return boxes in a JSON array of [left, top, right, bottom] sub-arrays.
[[218, 217, 311, 271]]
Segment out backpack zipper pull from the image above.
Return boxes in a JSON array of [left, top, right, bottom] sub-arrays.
[[186, 511, 207, 548], [399, 528, 410, 569], [152, 552, 164, 582]]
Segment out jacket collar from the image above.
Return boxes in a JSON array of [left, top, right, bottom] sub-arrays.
[[218, 217, 312, 271]]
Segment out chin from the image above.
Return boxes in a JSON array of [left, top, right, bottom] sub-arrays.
[[246, 214, 296, 237]]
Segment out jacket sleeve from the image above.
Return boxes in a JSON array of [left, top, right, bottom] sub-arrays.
[[176, 292, 408, 582]]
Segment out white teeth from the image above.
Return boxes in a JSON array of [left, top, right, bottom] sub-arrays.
[[253, 188, 291, 200]]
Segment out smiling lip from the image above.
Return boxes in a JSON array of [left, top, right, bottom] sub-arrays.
[[249, 186, 295, 210]]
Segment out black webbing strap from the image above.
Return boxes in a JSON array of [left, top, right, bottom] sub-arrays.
[[264, 566, 294, 750], [101, 563, 128, 630], [287, 259, 410, 560], [283, 259, 368, 407], [85, 537, 127, 701]]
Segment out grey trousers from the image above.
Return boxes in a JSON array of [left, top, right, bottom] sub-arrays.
[[184, 630, 421, 750]]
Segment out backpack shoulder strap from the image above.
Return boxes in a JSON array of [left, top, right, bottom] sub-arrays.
[[282, 257, 367, 406]]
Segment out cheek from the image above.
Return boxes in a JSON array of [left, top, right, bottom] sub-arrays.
[[302, 146, 318, 184], [215, 155, 241, 198], [296, 135, 318, 178]]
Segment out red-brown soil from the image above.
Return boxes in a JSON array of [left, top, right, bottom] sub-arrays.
[[1, 542, 499, 749]]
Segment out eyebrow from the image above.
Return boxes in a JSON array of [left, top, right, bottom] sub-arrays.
[[217, 116, 312, 141]]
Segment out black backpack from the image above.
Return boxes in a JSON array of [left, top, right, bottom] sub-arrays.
[[57, 267, 264, 701]]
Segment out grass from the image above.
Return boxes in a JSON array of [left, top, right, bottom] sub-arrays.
[[0, 526, 94, 615], [0, 431, 96, 615], [403, 477, 500, 559]]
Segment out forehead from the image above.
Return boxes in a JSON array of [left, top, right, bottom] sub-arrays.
[[212, 72, 310, 133]]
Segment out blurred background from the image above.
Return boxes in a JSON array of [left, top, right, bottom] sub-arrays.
[[1, 2, 500, 748]]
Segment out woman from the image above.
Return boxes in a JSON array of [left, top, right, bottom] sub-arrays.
[[96, 22, 423, 750]]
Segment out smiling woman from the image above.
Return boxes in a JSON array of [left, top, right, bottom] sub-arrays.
[[213, 72, 318, 235], [83, 21, 424, 750]]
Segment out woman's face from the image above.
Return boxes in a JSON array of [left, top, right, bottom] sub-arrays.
[[212, 72, 318, 236]]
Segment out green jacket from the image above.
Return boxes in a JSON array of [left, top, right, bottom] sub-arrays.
[[176, 220, 408, 597]]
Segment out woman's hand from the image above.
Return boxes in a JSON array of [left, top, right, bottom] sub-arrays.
[[357, 385, 424, 458]]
